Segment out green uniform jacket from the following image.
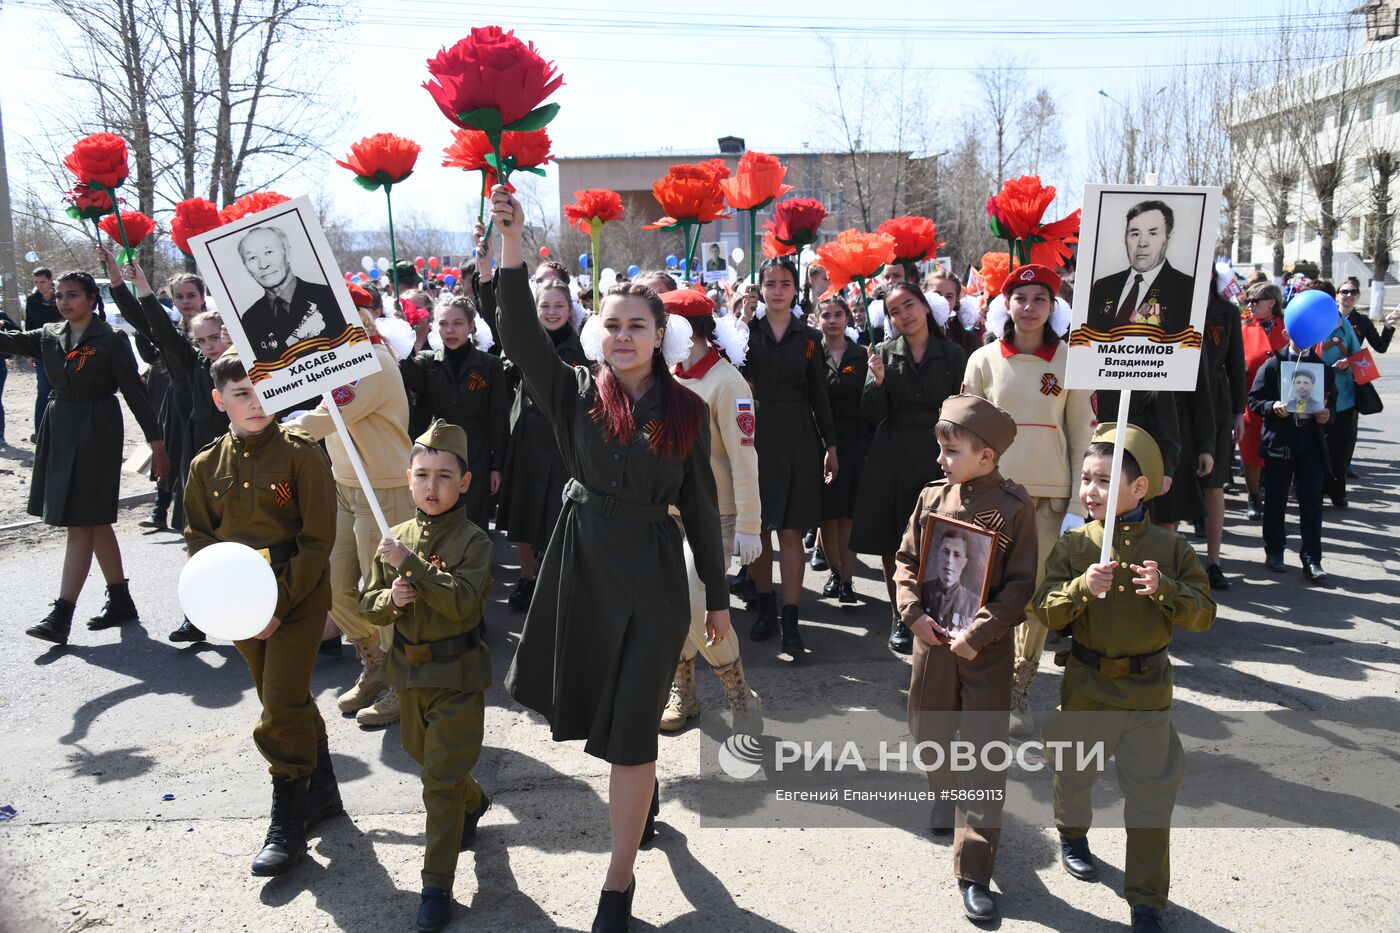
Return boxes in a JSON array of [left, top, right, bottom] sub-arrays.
[[850, 333, 966, 555], [1034, 517, 1215, 710], [360, 504, 493, 694], [184, 424, 336, 620]]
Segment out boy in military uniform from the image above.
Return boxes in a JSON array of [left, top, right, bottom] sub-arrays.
[[896, 395, 1039, 923], [360, 419, 493, 933], [1034, 425, 1215, 933], [183, 354, 342, 878]]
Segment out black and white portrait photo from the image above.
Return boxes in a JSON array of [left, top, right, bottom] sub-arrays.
[[917, 516, 995, 635], [702, 240, 731, 284], [233, 225, 343, 364], [1084, 196, 1203, 335]]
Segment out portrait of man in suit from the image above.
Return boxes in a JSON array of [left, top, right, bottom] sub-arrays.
[[921, 528, 982, 635], [1085, 199, 1196, 334], [235, 226, 344, 363]]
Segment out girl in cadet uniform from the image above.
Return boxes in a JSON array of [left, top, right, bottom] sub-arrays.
[[400, 295, 510, 532], [496, 273, 589, 611], [490, 187, 729, 933], [741, 256, 838, 658], [816, 295, 867, 604], [850, 283, 966, 654], [0, 271, 170, 645]]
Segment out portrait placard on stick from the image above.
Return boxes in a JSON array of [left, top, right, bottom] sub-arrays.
[[1066, 184, 1222, 392], [188, 195, 381, 410]]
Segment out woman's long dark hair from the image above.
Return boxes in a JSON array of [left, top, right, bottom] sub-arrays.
[[885, 282, 946, 341], [589, 283, 704, 460]]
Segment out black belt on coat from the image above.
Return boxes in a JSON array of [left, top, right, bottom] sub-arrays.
[[394, 629, 479, 664], [1071, 641, 1169, 678], [255, 542, 297, 564], [755, 389, 805, 402], [564, 478, 669, 522], [49, 388, 107, 401]]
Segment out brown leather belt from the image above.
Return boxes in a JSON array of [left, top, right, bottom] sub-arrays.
[[1071, 641, 1169, 678], [393, 629, 479, 664]]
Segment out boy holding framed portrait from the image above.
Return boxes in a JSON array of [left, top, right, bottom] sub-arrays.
[[894, 394, 1039, 923]]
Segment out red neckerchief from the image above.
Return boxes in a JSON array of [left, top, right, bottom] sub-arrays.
[[674, 346, 721, 380], [999, 337, 1057, 362]]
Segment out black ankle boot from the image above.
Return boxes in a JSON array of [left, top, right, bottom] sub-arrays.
[[169, 618, 206, 643], [1059, 833, 1099, 881], [750, 592, 778, 641], [779, 605, 804, 657], [638, 780, 659, 849], [88, 579, 139, 630], [591, 877, 635, 933], [417, 887, 452, 932], [27, 598, 75, 645], [305, 740, 344, 833], [888, 614, 913, 655], [460, 790, 492, 849], [251, 777, 310, 876]]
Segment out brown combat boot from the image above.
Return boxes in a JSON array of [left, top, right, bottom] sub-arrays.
[[338, 636, 387, 714], [1009, 656, 1037, 736], [356, 685, 400, 727], [714, 658, 763, 736], [659, 656, 701, 732]]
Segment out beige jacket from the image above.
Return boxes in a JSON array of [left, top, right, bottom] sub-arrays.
[[675, 349, 762, 536], [286, 341, 412, 489]]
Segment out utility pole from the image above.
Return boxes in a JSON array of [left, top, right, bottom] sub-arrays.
[[0, 97, 21, 322]]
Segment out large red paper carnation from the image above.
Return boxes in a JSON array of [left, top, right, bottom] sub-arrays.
[[699, 158, 730, 182], [762, 233, 795, 258], [720, 151, 792, 212], [877, 215, 941, 262], [336, 133, 421, 190], [815, 229, 896, 300], [98, 210, 156, 260], [986, 175, 1080, 267], [564, 188, 624, 234], [170, 198, 222, 256], [442, 128, 551, 192], [63, 184, 113, 222], [644, 164, 731, 230], [975, 252, 1011, 301], [764, 197, 828, 249], [219, 192, 291, 225], [424, 26, 564, 133], [63, 133, 129, 190]]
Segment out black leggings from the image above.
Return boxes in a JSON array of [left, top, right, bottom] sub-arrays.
[[1325, 408, 1359, 501]]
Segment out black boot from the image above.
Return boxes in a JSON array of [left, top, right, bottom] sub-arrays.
[[1246, 493, 1263, 521], [591, 877, 635, 933], [87, 579, 139, 630], [1131, 905, 1163, 933], [27, 598, 75, 645], [888, 614, 913, 655], [809, 545, 828, 571], [822, 571, 841, 598], [749, 592, 778, 641], [779, 605, 804, 657], [959, 880, 998, 921], [1059, 833, 1099, 881], [251, 777, 310, 876], [417, 887, 452, 933], [459, 790, 492, 849], [305, 740, 344, 833], [638, 779, 659, 848], [838, 580, 858, 604], [507, 576, 536, 611], [169, 618, 206, 643]]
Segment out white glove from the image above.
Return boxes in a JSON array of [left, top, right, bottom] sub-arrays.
[[733, 531, 763, 566], [1060, 513, 1086, 535], [280, 409, 310, 424]]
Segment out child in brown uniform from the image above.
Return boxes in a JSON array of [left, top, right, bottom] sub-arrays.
[[896, 394, 1039, 923]]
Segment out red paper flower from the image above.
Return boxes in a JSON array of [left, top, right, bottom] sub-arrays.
[[643, 164, 731, 230], [762, 234, 795, 258], [719, 151, 793, 212], [764, 197, 828, 249], [815, 229, 896, 300], [63, 133, 129, 190], [986, 175, 1080, 267], [336, 133, 421, 191], [98, 210, 155, 250], [219, 192, 291, 225], [877, 215, 941, 262], [1027, 211, 1081, 268], [564, 188, 624, 234], [442, 128, 551, 192], [423, 26, 564, 134], [63, 184, 114, 222], [975, 252, 1011, 301], [170, 198, 222, 256], [699, 158, 731, 182]]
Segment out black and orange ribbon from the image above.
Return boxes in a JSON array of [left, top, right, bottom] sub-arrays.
[[1068, 324, 1202, 349], [66, 345, 97, 372]]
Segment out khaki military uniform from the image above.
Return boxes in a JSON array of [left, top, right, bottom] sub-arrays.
[[184, 424, 337, 780], [361, 495, 493, 892], [1034, 513, 1215, 910], [895, 469, 1039, 886]]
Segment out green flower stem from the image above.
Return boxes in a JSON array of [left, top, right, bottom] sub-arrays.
[[590, 224, 600, 313], [748, 208, 759, 286], [857, 276, 875, 344], [385, 185, 401, 301]]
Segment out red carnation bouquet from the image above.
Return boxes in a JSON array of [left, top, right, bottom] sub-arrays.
[[98, 210, 156, 265], [764, 197, 828, 259], [63, 133, 136, 248], [337, 133, 423, 298], [443, 128, 552, 222], [986, 175, 1080, 268], [170, 198, 222, 257], [219, 191, 290, 225], [63, 183, 114, 227], [565, 188, 625, 309]]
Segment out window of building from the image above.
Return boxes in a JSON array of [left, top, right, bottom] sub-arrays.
[[1391, 86, 1400, 114], [1338, 104, 1349, 127]]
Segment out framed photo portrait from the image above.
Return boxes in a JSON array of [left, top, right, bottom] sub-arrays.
[[916, 515, 996, 636]]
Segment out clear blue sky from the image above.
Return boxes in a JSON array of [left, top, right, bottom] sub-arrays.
[[0, 0, 1344, 236]]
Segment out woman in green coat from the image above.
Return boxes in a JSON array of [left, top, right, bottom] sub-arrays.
[[0, 272, 169, 645], [490, 188, 729, 933], [849, 283, 966, 654]]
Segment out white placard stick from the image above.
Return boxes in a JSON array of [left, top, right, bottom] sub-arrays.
[[1096, 387, 1133, 598], [323, 391, 391, 539]]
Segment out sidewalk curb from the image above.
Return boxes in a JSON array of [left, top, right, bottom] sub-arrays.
[[0, 490, 156, 532]]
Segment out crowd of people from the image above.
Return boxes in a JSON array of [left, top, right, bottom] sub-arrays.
[[1, 181, 1395, 933]]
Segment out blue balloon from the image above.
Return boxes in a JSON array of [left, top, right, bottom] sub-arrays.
[[368, 268, 380, 280], [627, 264, 640, 277], [1283, 289, 1340, 347], [579, 253, 589, 269], [443, 273, 457, 287], [665, 254, 678, 269]]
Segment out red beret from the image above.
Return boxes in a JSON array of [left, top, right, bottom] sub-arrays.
[[346, 282, 374, 309], [660, 287, 715, 318], [1001, 263, 1061, 300]]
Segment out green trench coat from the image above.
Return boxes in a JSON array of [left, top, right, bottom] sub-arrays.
[[495, 266, 727, 765]]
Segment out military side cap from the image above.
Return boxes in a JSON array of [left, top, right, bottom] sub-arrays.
[[939, 393, 1017, 455], [1091, 422, 1164, 500], [416, 418, 470, 467]]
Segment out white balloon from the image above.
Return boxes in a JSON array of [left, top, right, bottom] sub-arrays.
[[360, 256, 374, 272], [24, 251, 39, 263], [731, 247, 745, 264], [178, 542, 278, 640], [377, 256, 391, 272], [599, 267, 617, 291]]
